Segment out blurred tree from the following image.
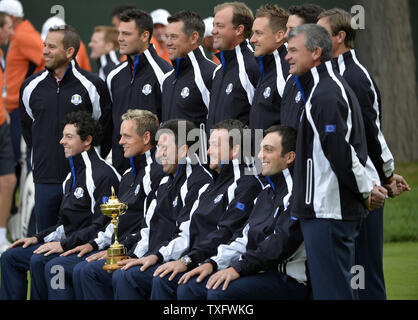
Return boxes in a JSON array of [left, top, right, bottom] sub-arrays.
[[356, 0, 418, 162]]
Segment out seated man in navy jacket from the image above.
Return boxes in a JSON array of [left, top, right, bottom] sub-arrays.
[[0, 111, 120, 300]]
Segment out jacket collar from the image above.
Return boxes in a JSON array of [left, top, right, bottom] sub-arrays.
[[127, 45, 158, 75], [128, 148, 155, 179], [171, 46, 205, 78], [216, 40, 251, 69]]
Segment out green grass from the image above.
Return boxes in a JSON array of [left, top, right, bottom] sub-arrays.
[[383, 162, 418, 243], [383, 242, 418, 299]]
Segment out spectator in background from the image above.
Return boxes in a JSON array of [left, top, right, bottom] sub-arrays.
[[0, 11, 16, 256], [41, 16, 92, 72], [201, 17, 220, 65], [88, 26, 120, 80], [150, 9, 171, 64], [0, 0, 44, 211]]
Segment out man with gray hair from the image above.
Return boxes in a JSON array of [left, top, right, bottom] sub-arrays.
[[285, 24, 373, 299]]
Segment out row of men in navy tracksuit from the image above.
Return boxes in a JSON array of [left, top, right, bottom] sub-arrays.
[[1, 109, 308, 300], [8, 3, 409, 300]]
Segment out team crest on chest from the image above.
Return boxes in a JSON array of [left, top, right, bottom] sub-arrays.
[[295, 91, 302, 103], [181, 87, 190, 99], [142, 84, 152, 96], [74, 187, 84, 199], [226, 83, 233, 95], [263, 87, 271, 99], [71, 94, 82, 106]]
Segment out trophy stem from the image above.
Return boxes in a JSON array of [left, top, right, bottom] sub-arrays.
[[112, 217, 119, 244]]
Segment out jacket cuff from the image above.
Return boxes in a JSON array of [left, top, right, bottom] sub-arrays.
[[203, 258, 218, 273], [89, 240, 99, 251]]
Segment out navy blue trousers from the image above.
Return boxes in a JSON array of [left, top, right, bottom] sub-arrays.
[[113, 264, 160, 300], [177, 271, 309, 300], [0, 244, 59, 300], [43, 252, 96, 300], [77, 259, 114, 300], [355, 205, 386, 300], [300, 218, 361, 300], [34, 183, 62, 233], [150, 270, 187, 300]]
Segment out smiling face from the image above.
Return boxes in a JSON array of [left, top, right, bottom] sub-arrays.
[[156, 132, 180, 175], [60, 124, 91, 158], [207, 129, 233, 173], [166, 21, 194, 60], [285, 33, 317, 76], [43, 31, 71, 71], [258, 131, 288, 176], [250, 16, 280, 56], [212, 6, 239, 51], [119, 119, 148, 158]]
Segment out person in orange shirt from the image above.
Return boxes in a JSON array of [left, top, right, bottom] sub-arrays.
[[41, 16, 92, 72], [150, 9, 171, 64], [0, 11, 16, 255], [0, 0, 44, 171]]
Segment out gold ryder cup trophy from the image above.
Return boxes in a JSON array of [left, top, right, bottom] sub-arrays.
[[100, 186, 128, 272]]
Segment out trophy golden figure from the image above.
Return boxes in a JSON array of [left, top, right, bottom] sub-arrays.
[[100, 186, 128, 272]]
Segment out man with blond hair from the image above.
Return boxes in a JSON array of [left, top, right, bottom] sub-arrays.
[[205, 1, 260, 134], [89, 25, 120, 80]]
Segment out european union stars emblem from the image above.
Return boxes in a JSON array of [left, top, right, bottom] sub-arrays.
[[325, 125, 336, 133], [235, 202, 246, 212]]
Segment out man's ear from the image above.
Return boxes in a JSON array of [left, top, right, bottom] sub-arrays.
[[140, 30, 150, 43], [285, 151, 296, 166], [336, 30, 346, 45], [231, 144, 240, 160], [178, 144, 189, 159], [235, 24, 245, 38], [142, 131, 151, 146], [84, 135, 93, 150], [190, 31, 200, 46], [312, 46, 322, 63], [66, 47, 75, 60]]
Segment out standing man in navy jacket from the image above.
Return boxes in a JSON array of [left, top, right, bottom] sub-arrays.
[[249, 4, 289, 131], [317, 9, 410, 300], [205, 2, 260, 134], [286, 24, 373, 299], [0, 111, 120, 300], [20, 25, 112, 233], [107, 8, 172, 174], [161, 10, 217, 128]]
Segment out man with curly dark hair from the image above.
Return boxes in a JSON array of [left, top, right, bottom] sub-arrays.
[[0, 111, 120, 300]]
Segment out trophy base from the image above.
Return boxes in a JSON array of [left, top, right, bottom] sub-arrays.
[[102, 245, 128, 272]]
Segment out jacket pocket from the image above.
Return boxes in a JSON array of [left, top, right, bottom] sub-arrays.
[[305, 158, 313, 205]]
